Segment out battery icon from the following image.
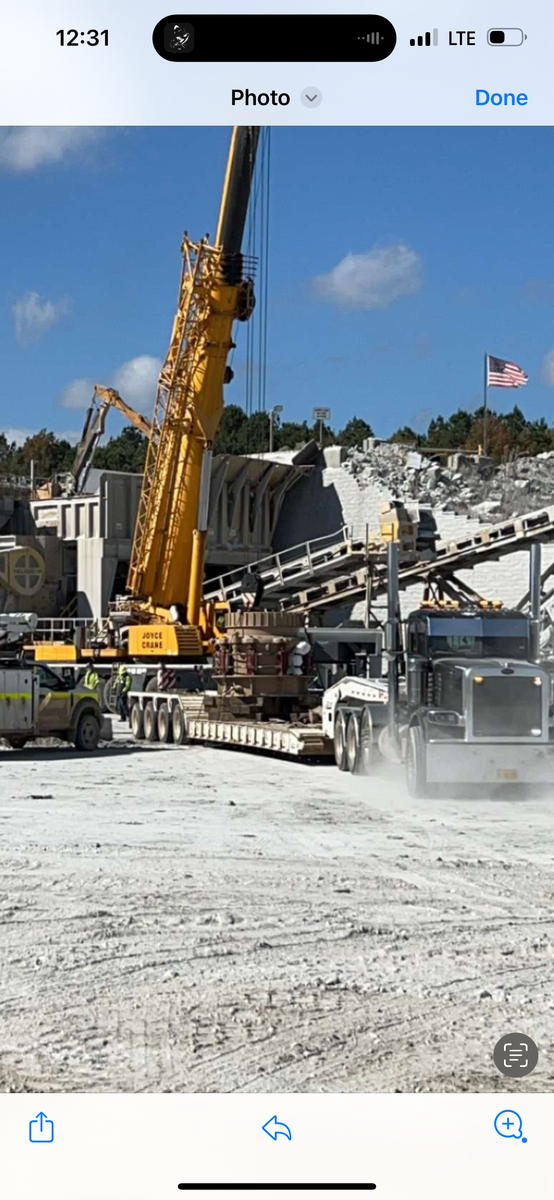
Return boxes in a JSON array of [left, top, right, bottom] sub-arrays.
[[487, 28, 527, 45]]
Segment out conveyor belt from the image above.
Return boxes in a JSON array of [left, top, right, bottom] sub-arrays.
[[204, 526, 368, 603], [205, 505, 554, 614], [281, 505, 554, 612]]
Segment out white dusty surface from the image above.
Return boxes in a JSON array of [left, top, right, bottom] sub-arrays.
[[1, 724, 554, 1094]]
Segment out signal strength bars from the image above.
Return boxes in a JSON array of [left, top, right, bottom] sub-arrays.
[[410, 29, 438, 46]]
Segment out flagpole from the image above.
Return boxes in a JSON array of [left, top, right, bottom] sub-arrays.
[[483, 353, 488, 458]]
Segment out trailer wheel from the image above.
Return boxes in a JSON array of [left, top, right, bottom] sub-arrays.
[[406, 725, 427, 799], [158, 702, 173, 744], [334, 709, 349, 771], [346, 712, 361, 773], [130, 703, 144, 740], [172, 705, 187, 745], [74, 712, 101, 752], [7, 736, 28, 750], [358, 706, 374, 775], [143, 701, 159, 742]]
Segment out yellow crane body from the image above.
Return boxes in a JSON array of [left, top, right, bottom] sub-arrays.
[[126, 126, 260, 657]]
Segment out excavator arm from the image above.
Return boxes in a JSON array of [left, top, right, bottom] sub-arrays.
[[69, 386, 152, 494], [94, 386, 152, 439], [126, 126, 260, 654]]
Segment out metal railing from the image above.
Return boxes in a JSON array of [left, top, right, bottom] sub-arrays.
[[34, 617, 96, 643], [203, 526, 368, 603]]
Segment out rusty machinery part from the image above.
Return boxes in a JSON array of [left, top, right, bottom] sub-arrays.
[[213, 609, 313, 697]]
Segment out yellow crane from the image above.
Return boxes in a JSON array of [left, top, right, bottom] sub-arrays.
[[125, 126, 260, 658]]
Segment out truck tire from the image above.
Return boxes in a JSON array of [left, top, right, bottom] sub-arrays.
[[74, 712, 101, 752], [172, 704, 187, 745], [358, 706, 374, 775], [406, 725, 427, 799], [7, 736, 28, 750], [346, 712, 361, 773], [334, 709, 349, 771], [143, 701, 159, 742], [158, 702, 173, 743], [130, 703, 144, 740]]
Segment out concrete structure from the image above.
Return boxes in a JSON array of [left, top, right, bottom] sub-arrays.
[[27, 457, 308, 619]]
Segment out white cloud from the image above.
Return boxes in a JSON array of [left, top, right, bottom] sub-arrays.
[[0, 127, 108, 172], [313, 243, 423, 311], [542, 347, 554, 386], [0, 426, 80, 446], [59, 355, 162, 414], [0, 426, 37, 446], [111, 355, 162, 414], [13, 291, 72, 346], [58, 377, 96, 410]]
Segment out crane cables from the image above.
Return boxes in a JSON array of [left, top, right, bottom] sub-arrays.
[[243, 127, 271, 426]]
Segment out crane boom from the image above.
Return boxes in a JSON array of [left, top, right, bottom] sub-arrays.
[[126, 126, 260, 654]]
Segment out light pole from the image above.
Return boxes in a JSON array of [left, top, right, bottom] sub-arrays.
[[312, 406, 331, 447], [269, 404, 283, 453]]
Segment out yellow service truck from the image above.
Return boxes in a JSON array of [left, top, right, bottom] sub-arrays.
[[0, 660, 110, 751]]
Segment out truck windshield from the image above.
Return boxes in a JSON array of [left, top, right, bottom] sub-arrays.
[[427, 617, 529, 659]]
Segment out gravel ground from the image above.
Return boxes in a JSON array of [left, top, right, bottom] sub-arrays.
[[1, 723, 554, 1094]]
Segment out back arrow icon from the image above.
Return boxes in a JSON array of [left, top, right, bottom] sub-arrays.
[[262, 1115, 292, 1141]]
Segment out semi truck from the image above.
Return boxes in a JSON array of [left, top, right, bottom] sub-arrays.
[[323, 543, 554, 795]]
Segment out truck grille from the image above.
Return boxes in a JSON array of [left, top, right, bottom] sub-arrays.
[[472, 675, 542, 738]]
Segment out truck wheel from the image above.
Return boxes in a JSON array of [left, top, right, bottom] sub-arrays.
[[74, 712, 101, 752], [358, 706, 374, 775], [406, 725, 427, 799], [334, 710, 349, 771], [172, 705, 187, 745], [158, 703, 173, 744], [7, 736, 28, 750], [143, 702, 159, 742], [346, 712, 361, 774], [130, 703, 144, 739]]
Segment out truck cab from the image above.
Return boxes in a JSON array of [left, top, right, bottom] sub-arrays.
[[404, 605, 554, 796], [405, 605, 531, 710], [0, 659, 107, 750]]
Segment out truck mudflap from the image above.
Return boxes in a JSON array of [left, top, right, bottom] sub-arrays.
[[100, 717, 113, 741], [426, 741, 554, 785]]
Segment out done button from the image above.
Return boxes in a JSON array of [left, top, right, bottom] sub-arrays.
[[476, 89, 528, 105]]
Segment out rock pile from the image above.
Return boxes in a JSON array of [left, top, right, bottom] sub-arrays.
[[343, 442, 554, 522]]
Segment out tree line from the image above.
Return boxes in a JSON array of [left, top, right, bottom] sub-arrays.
[[1, 403, 552, 482]]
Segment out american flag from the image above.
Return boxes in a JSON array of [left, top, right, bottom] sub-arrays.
[[487, 355, 528, 388]]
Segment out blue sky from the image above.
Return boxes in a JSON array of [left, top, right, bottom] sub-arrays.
[[1, 125, 554, 443]]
